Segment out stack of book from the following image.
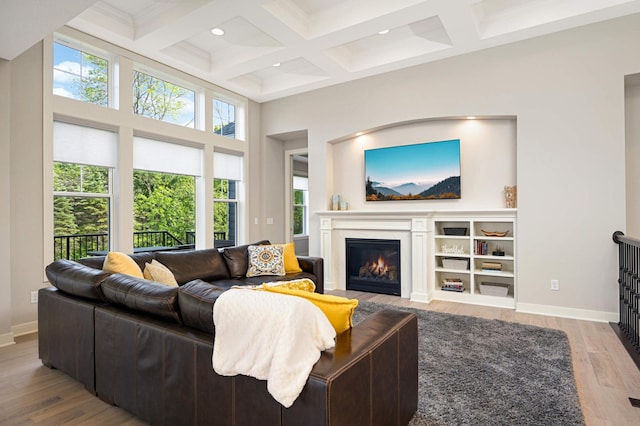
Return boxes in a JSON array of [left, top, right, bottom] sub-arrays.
[[475, 240, 488, 255], [441, 278, 464, 292], [481, 261, 502, 272]]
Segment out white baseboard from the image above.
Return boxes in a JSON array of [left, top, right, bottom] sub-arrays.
[[0, 332, 15, 348], [12, 320, 38, 337], [516, 303, 617, 323]]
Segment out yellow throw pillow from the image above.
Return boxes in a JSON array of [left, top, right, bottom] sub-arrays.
[[143, 260, 178, 287], [103, 252, 144, 279], [261, 278, 315, 292], [276, 242, 302, 274], [262, 286, 358, 334]]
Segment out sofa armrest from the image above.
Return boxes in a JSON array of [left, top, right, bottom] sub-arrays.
[[296, 256, 324, 293], [284, 309, 418, 425]]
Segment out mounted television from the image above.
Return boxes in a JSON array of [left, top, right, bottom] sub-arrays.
[[365, 139, 461, 201]]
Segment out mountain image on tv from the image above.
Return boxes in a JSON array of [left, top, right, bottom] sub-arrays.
[[365, 140, 461, 201]]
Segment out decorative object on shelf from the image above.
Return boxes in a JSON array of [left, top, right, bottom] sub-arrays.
[[442, 258, 469, 270], [365, 139, 461, 202], [443, 227, 467, 236], [339, 201, 348, 210], [442, 278, 464, 292], [441, 244, 465, 254], [479, 282, 509, 297], [504, 185, 517, 208], [481, 229, 509, 237], [481, 261, 502, 271], [492, 247, 505, 256], [331, 194, 340, 210]]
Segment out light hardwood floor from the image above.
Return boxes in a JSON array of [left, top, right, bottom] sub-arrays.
[[1, 291, 639, 425]]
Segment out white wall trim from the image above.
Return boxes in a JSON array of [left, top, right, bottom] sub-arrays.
[[0, 332, 15, 348], [517, 303, 617, 323], [12, 320, 38, 337]]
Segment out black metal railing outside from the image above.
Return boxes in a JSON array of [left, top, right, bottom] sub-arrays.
[[612, 231, 640, 370], [133, 230, 184, 249], [53, 230, 238, 260], [54, 232, 109, 261]]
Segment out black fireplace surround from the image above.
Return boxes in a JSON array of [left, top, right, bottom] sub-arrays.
[[346, 238, 401, 296]]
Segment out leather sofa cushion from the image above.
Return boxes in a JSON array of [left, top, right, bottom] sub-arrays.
[[45, 259, 110, 301], [101, 274, 182, 324], [156, 248, 230, 285], [178, 280, 226, 334], [221, 240, 270, 279]]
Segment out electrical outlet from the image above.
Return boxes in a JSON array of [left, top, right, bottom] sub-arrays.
[[30, 291, 38, 304], [551, 280, 559, 291]]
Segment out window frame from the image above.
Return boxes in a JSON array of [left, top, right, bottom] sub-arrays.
[[213, 178, 239, 248], [45, 28, 250, 268], [52, 37, 113, 108], [52, 162, 113, 260], [293, 176, 309, 237]]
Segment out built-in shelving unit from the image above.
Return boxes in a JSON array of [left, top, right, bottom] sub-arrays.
[[432, 215, 516, 309]]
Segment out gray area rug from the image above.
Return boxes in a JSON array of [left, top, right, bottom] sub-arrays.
[[352, 302, 585, 426]]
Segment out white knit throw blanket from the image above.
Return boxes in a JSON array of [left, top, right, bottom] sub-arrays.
[[212, 288, 336, 407]]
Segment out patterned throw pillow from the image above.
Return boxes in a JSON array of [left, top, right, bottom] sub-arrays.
[[246, 245, 286, 277]]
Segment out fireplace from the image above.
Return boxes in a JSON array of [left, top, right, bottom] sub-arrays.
[[346, 238, 401, 296]]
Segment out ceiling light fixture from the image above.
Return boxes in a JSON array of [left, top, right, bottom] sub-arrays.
[[272, 63, 281, 67], [466, 116, 477, 120], [211, 28, 225, 36], [378, 29, 390, 35]]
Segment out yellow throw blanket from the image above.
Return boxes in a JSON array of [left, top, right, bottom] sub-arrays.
[[212, 288, 336, 407]]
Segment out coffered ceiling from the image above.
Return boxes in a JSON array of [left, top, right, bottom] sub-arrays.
[[3, 0, 640, 102]]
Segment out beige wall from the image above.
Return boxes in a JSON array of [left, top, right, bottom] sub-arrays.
[[260, 14, 640, 320], [625, 83, 640, 238], [9, 43, 44, 331], [0, 58, 12, 345]]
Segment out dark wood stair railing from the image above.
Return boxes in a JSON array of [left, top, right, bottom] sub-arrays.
[[612, 231, 640, 376]]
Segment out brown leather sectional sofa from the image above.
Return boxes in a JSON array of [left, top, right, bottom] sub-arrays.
[[38, 242, 418, 425]]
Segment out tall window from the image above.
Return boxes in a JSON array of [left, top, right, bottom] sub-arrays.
[[213, 99, 236, 138], [53, 122, 115, 260], [53, 42, 109, 106], [214, 179, 237, 248], [214, 152, 242, 247], [293, 176, 308, 236], [133, 137, 201, 248], [133, 70, 195, 128]]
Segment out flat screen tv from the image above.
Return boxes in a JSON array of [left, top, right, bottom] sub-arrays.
[[365, 139, 461, 201]]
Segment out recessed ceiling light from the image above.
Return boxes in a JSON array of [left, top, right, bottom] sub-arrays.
[[355, 132, 364, 136], [378, 29, 390, 35], [466, 116, 477, 120], [211, 28, 225, 36], [272, 63, 281, 67]]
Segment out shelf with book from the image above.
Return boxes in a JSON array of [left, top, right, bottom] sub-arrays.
[[431, 214, 516, 309]]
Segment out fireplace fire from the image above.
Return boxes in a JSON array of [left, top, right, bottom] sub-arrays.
[[346, 238, 400, 295]]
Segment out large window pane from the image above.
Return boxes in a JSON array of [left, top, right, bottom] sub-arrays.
[[133, 170, 195, 248], [53, 42, 108, 106], [214, 178, 237, 247], [293, 177, 308, 236], [133, 70, 195, 128], [213, 99, 236, 138], [53, 163, 110, 260]]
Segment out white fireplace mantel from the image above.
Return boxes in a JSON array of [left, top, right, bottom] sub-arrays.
[[315, 209, 516, 303]]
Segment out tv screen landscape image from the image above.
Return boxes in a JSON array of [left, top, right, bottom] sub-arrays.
[[365, 139, 461, 201]]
